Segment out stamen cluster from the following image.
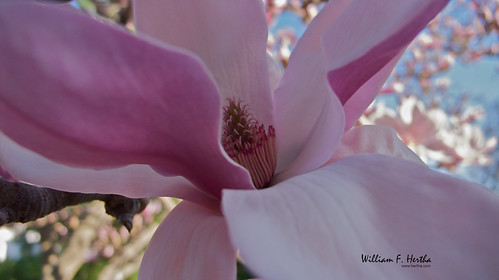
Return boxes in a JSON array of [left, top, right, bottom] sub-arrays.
[[222, 99, 277, 189]]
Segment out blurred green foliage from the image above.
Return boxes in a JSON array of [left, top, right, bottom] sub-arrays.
[[0, 256, 42, 280], [74, 258, 107, 280]]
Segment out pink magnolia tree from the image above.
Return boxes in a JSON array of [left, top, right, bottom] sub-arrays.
[[1, 0, 499, 279], [360, 96, 498, 170], [361, 0, 499, 178]]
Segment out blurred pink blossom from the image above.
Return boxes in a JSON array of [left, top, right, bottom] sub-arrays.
[[362, 96, 497, 169], [268, 28, 298, 65]]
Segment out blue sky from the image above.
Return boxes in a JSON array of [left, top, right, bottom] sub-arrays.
[[449, 57, 499, 101], [270, 1, 499, 190]]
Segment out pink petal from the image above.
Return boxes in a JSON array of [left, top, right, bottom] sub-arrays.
[[266, 53, 283, 92], [323, 0, 449, 129], [341, 55, 402, 130], [0, 164, 14, 181], [0, 132, 219, 210], [223, 154, 499, 279], [273, 54, 346, 178], [328, 125, 423, 165], [135, 0, 274, 125], [139, 201, 236, 280], [0, 2, 253, 197], [273, 79, 344, 183], [283, 0, 352, 53], [272, 0, 350, 178]]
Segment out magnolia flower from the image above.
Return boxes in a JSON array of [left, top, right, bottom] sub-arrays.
[[448, 123, 498, 166], [362, 96, 497, 169], [361, 96, 462, 165], [1, 0, 498, 279]]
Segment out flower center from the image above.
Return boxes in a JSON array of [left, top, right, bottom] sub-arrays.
[[222, 99, 277, 189]]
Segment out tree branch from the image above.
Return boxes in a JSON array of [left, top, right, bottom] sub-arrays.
[[0, 177, 148, 232]]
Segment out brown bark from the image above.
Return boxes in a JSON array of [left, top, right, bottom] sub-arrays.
[[0, 178, 148, 232]]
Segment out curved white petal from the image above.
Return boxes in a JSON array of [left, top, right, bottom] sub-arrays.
[[223, 154, 499, 279], [139, 201, 236, 279]]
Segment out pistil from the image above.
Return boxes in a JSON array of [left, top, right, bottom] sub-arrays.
[[222, 99, 277, 189]]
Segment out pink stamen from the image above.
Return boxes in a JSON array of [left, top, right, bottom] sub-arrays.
[[222, 99, 277, 189]]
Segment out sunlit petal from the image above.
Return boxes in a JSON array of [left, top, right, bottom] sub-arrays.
[[139, 202, 236, 279], [224, 154, 499, 279], [135, 0, 274, 124], [0, 2, 253, 197]]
